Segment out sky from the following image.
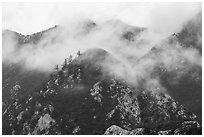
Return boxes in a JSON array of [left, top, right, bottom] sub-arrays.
[[2, 2, 201, 35]]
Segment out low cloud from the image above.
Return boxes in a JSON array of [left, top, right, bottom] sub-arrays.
[[2, 3, 202, 92]]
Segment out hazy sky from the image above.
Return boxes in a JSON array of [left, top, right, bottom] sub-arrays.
[[2, 2, 201, 35]]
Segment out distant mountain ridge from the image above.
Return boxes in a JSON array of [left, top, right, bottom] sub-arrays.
[[3, 25, 59, 45]]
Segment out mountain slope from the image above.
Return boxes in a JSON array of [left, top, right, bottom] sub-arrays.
[[2, 48, 201, 135]]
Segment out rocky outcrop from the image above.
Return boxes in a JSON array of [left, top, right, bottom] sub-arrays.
[[104, 125, 144, 135]]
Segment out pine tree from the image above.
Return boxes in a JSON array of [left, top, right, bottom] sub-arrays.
[[77, 50, 81, 56], [64, 59, 68, 67], [68, 55, 73, 63]]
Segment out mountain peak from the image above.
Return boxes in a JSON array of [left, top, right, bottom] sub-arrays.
[[2, 25, 59, 45]]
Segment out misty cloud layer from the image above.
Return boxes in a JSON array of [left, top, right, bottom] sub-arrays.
[[3, 3, 201, 35], [2, 3, 202, 93]]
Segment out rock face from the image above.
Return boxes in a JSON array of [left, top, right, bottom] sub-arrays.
[[2, 48, 201, 135], [105, 120, 201, 135], [37, 114, 55, 131], [104, 125, 144, 135]]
